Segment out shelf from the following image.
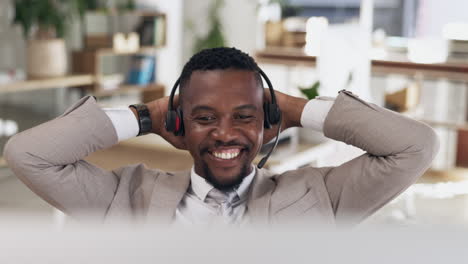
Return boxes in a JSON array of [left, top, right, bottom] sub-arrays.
[[0, 74, 95, 94], [256, 47, 468, 82], [0, 74, 165, 97], [85, 10, 165, 17], [96, 46, 162, 56], [93, 83, 164, 97]]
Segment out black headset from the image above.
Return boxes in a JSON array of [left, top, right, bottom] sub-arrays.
[[165, 68, 282, 169]]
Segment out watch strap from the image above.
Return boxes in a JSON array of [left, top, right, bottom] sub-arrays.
[[129, 104, 152, 136]]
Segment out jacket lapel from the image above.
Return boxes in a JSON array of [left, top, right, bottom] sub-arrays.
[[144, 168, 276, 225], [146, 170, 191, 225], [246, 168, 275, 225]]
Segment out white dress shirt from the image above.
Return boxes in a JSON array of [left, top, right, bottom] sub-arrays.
[[103, 96, 335, 225], [173, 166, 255, 227]]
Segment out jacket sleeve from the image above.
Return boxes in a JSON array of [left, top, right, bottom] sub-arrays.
[[318, 90, 439, 225], [3, 96, 120, 219]]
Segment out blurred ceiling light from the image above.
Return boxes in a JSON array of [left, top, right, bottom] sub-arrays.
[[0, 119, 19, 137], [304, 17, 328, 56], [258, 2, 281, 22], [442, 23, 468, 41], [407, 38, 448, 64]]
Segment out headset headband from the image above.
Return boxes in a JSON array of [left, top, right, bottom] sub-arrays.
[[167, 68, 277, 112]]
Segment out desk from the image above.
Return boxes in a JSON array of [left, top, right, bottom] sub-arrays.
[[0, 74, 95, 94]]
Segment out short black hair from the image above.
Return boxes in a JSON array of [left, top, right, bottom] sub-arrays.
[[179, 47, 262, 89]]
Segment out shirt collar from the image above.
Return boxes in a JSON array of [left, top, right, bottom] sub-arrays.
[[190, 166, 256, 201]]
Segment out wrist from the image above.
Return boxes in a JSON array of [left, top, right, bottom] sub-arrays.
[[129, 104, 152, 136], [283, 95, 307, 129], [145, 100, 163, 135]]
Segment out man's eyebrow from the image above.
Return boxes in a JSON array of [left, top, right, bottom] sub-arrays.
[[191, 105, 258, 112], [191, 105, 216, 113], [234, 104, 257, 111]]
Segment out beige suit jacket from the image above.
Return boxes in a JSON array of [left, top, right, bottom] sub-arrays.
[[3, 91, 439, 226]]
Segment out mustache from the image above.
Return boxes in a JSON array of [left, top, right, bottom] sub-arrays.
[[200, 140, 251, 154]]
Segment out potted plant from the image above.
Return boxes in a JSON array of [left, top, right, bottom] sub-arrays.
[[12, 0, 90, 78]]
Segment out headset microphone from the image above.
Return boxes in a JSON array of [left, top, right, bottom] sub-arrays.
[[165, 68, 282, 169]]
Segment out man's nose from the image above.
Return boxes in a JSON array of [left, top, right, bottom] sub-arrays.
[[210, 118, 239, 142]]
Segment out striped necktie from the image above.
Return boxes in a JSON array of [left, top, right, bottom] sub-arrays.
[[205, 188, 241, 223]]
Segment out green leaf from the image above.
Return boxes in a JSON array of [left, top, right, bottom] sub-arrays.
[[299, 81, 320, 100], [13, 0, 34, 38]]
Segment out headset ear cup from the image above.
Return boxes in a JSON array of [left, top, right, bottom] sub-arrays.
[[264, 102, 281, 128], [175, 107, 185, 136], [268, 104, 281, 125], [165, 110, 177, 132]]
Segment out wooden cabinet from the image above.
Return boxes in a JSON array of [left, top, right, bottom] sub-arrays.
[[72, 11, 167, 98]]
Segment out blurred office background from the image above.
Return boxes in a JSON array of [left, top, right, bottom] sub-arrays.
[[0, 0, 467, 227]]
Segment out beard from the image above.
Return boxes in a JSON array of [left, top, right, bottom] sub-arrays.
[[202, 160, 252, 191], [198, 140, 254, 191]]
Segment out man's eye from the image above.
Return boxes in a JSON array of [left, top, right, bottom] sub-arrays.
[[236, 114, 254, 120], [196, 116, 216, 121]]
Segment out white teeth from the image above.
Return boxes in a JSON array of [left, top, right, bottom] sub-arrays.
[[212, 150, 240, 160]]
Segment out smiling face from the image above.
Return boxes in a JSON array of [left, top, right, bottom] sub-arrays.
[[181, 69, 264, 190]]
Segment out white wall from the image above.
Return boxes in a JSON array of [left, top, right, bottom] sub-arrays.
[[416, 0, 468, 37], [182, 0, 258, 63], [0, 0, 25, 71]]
